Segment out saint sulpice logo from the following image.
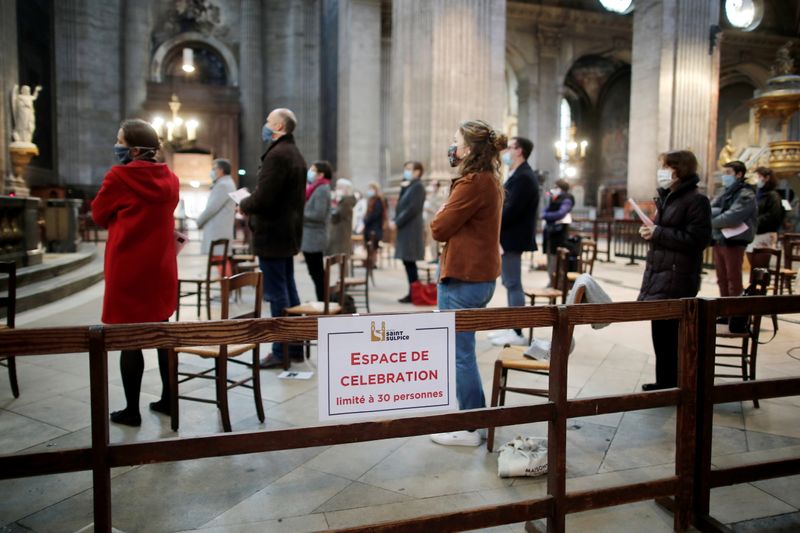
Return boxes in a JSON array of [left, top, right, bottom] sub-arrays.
[[370, 320, 410, 342]]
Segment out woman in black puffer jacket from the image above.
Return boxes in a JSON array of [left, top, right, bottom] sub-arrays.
[[638, 150, 711, 391]]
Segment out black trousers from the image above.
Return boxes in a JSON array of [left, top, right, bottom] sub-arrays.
[[402, 260, 418, 288], [303, 251, 325, 301], [120, 347, 169, 414], [651, 319, 679, 387]]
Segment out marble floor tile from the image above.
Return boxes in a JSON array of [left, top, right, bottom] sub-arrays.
[[304, 436, 409, 480], [0, 410, 67, 454], [204, 466, 351, 527], [564, 501, 678, 533], [5, 394, 92, 432], [752, 474, 800, 509], [709, 484, 796, 524], [314, 480, 413, 513], [323, 492, 488, 530], [357, 436, 509, 499], [730, 511, 800, 532], [185, 513, 329, 532], [744, 401, 800, 439]]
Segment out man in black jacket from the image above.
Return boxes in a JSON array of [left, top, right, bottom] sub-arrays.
[[491, 136, 539, 347], [240, 108, 307, 367]]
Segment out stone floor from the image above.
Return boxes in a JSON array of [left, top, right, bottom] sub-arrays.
[[2, 238, 800, 532]]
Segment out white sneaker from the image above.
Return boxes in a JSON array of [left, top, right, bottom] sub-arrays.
[[490, 331, 527, 346], [430, 430, 482, 447], [487, 329, 512, 339]]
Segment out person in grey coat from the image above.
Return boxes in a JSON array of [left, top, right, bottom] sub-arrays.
[[394, 161, 427, 303], [327, 178, 356, 259], [196, 158, 236, 255], [711, 160, 757, 297], [302, 160, 332, 301]]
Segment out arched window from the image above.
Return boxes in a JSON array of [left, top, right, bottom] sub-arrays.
[[163, 44, 228, 86], [558, 98, 575, 179]]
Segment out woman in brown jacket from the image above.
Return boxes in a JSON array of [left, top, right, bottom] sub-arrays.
[[429, 119, 506, 447]]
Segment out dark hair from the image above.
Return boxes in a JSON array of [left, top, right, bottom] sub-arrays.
[[555, 178, 570, 192], [213, 158, 231, 176], [458, 119, 508, 178], [511, 136, 534, 160], [723, 160, 747, 178], [755, 166, 777, 190], [404, 161, 424, 177], [120, 119, 160, 160], [660, 150, 698, 181], [311, 160, 333, 181]]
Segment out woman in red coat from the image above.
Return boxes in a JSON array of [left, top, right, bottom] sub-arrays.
[[91, 119, 179, 427]]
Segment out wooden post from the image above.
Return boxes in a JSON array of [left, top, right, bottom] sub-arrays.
[[546, 306, 572, 532], [88, 326, 111, 532], [694, 298, 718, 521], [673, 299, 699, 530]]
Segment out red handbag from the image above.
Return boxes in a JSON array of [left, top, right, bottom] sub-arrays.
[[410, 280, 437, 306]]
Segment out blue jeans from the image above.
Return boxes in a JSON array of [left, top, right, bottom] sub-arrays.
[[501, 251, 524, 308], [258, 256, 302, 359], [438, 279, 496, 410]]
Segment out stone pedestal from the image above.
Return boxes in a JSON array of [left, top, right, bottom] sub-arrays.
[[626, 0, 721, 200], [7, 143, 37, 197], [0, 196, 43, 266]]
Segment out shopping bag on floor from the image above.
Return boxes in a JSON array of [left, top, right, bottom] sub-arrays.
[[410, 280, 437, 306], [497, 436, 548, 477]]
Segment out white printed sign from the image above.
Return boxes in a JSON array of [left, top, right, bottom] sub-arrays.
[[318, 312, 456, 421]]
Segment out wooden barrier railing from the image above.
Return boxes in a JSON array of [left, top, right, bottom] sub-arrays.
[[1, 297, 799, 532]]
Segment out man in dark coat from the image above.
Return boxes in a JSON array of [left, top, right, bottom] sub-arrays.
[[394, 161, 427, 303], [240, 108, 307, 367], [491, 136, 539, 347]]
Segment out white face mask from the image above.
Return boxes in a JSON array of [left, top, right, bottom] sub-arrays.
[[657, 169, 674, 189]]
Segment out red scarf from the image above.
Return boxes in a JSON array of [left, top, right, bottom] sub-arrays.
[[306, 177, 330, 201]]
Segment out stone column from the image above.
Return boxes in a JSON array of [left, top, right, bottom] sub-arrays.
[[336, 0, 382, 191], [535, 26, 562, 186], [627, 0, 721, 200], [390, 0, 506, 181], [264, 0, 321, 163], [0, 1, 19, 193], [239, 0, 264, 184], [122, 0, 150, 118]]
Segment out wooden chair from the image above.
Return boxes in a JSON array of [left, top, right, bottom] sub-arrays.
[[524, 247, 570, 342], [0, 261, 18, 398], [714, 268, 769, 409], [779, 233, 800, 294], [346, 240, 375, 313], [171, 271, 265, 432], [282, 254, 347, 369], [577, 239, 597, 276], [176, 238, 229, 321], [750, 247, 782, 295], [487, 284, 586, 451]]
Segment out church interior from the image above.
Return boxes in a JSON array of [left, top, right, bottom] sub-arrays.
[[2, 0, 800, 532]]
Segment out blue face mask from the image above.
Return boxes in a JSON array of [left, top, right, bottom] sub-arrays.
[[114, 144, 132, 164], [403, 169, 412, 181], [501, 152, 514, 167], [307, 169, 317, 183], [210, 169, 217, 180], [722, 173, 735, 188], [262, 124, 273, 143]]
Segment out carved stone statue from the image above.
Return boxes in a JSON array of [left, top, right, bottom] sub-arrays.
[[717, 138, 736, 170], [11, 84, 43, 144], [770, 42, 796, 78]]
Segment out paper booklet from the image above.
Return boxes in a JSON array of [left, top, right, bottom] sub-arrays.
[[278, 370, 314, 380], [721, 223, 748, 239], [628, 198, 654, 228], [228, 188, 252, 205]]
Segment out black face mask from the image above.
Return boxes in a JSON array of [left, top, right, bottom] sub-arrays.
[[447, 144, 460, 168]]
